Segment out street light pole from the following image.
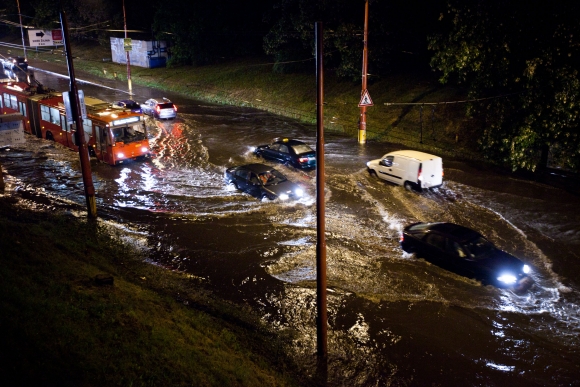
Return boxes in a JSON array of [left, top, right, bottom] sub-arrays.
[[16, 0, 27, 59], [358, 0, 369, 144], [123, 0, 133, 95]]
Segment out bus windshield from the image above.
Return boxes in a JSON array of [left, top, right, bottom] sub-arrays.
[[111, 123, 146, 144]]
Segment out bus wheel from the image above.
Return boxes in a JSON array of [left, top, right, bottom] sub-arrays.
[[45, 132, 54, 141], [88, 147, 96, 157]]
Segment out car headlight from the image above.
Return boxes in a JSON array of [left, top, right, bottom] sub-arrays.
[[523, 264, 530, 274], [497, 273, 518, 284], [141, 146, 149, 153], [294, 188, 304, 197], [117, 152, 125, 159], [279, 193, 289, 200]]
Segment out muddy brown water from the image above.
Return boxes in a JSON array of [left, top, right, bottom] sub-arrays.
[[1, 68, 579, 386]]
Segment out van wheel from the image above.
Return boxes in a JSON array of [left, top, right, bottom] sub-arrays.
[[404, 181, 414, 191]]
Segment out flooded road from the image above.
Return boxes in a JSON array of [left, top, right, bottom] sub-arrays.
[[1, 69, 580, 386]]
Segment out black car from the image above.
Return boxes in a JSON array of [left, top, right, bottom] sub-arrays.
[[254, 138, 316, 169], [3, 56, 27, 71], [112, 99, 142, 113], [400, 222, 533, 290], [224, 163, 305, 201]]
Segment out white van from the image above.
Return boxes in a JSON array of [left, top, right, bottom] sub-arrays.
[[366, 150, 443, 190]]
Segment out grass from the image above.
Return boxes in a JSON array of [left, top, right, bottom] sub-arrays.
[[0, 196, 306, 386], [14, 39, 481, 160]]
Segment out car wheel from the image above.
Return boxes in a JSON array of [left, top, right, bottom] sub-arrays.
[[400, 242, 414, 253], [368, 169, 377, 177]]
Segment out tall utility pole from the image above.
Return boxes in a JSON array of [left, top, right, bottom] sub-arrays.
[[315, 21, 328, 364], [123, 0, 133, 95], [358, 0, 370, 144], [60, 9, 97, 219], [16, 0, 27, 58]]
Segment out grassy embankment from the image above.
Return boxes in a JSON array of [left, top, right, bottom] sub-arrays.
[[0, 195, 306, 386], [22, 40, 477, 159]]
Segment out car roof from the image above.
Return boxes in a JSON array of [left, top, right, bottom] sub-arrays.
[[387, 150, 441, 161], [426, 222, 482, 241], [148, 98, 172, 103], [235, 163, 279, 174], [273, 138, 308, 146]]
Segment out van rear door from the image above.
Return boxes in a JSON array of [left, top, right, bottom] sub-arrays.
[[419, 157, 443, 188]]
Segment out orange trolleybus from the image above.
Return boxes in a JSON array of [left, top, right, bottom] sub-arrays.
[[32, 94, 150, 165]]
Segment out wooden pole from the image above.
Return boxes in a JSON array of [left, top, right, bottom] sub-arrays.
[[60, 9, 97, 219], [315, 21, 327, 362], [358, 0, 369, 144]]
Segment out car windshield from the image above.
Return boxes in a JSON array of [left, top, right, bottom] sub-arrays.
[[463, 236, 495, 259], [292, 144, 313, 155], [158, 103, 174, 109], [259, 170, 287, 186]]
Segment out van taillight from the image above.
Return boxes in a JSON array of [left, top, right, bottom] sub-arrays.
[[418, 163, 423, 181]]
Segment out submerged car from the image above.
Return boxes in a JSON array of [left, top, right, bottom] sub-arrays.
[[3, 56, 28, 71], [140, 97, 177, 119], [224, 163, 305, 201], [254, 138, 316, 170], [112, 99, 142, 113], [400, 222, 533, 290]]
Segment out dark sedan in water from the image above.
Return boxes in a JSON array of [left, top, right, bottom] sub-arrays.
[[400, 222, 533, 290], [224, 163, 305, 201], [254, 138, 316, 169]]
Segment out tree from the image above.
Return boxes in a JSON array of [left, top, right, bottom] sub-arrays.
[[429, 1, 580, 172], [263, 0, 390, 79], [152, 0, 270, 66]]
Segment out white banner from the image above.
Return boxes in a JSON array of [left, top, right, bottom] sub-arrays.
[[0, 116, 25, 146], [28, 29, 63, 47]]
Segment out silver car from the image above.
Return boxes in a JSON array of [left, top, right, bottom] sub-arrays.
[[140, 97, 177, 120]]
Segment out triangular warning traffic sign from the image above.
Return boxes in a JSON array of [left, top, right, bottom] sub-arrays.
[[358, 89, 374, 107]]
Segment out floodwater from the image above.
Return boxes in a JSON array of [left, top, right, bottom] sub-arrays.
[[1, 68, 579, 386]]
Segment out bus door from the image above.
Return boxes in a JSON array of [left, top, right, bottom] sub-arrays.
[[95, 125, 112, 164]]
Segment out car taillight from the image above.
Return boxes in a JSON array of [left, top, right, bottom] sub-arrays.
[[399, 233, 404, 242], [173, 105, 178, 112], [156, 106, 161, 113], [298, 157, 308, 163]]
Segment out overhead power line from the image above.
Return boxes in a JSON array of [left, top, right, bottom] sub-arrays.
[[383, 92, 522, 106]]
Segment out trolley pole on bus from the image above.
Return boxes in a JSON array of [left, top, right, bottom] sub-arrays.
[[315, 21, 328, 381], [60, 9, 97, 219]]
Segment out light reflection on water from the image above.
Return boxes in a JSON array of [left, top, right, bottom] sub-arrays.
[[3, 94, 580, 385]]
